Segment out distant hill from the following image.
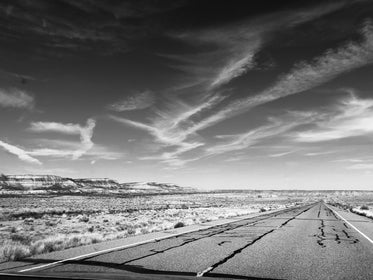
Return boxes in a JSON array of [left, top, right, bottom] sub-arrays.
[[0, 174, 196, 195]]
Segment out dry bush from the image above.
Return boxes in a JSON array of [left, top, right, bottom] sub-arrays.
[[30, 233, 103, 256], [0, 242, 31, 261], [174, 221, 185, 228], [10, 233, 32, 245]]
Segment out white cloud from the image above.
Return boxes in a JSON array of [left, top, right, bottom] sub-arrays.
[[107, 90, 154, 112], [187, 20, 373, 134], [205, 123, 288, 156], [269, 151, 295, 158], [332, 158, 367, 163], [295, 93, 373, 142], [0, 88, 34, 109], [347, 163, 373, 170], [29, 118, 96, 160], [110, 93, 225, 147], [304, 151, 336, 156], [108, 2, 367, 167], [30, 122, 81, 134], [172, 1, 348, 90], [140, 141, 204, 167], [204, 111, 319, 157], [0, 140, 41, 165]]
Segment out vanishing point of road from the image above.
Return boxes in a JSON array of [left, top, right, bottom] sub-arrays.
[[1, 201, 373, 280]]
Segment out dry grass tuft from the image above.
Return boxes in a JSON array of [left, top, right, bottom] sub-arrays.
[[0, 242, 31, 261]]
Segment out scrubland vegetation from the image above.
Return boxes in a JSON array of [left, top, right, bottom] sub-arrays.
[[327, 192, 373, 219], [0, 193, 302, 261]]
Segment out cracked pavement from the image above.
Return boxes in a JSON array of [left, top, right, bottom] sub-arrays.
[[1, 202, 373, 280]]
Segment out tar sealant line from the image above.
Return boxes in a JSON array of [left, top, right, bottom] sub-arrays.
[[325, 204, 373, 245]]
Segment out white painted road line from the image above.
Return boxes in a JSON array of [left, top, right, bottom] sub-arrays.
[[326, 204, 373, 246], [18, 208, 293, 273], [19, 225, 222, 272], [196, 266, 214, 277]]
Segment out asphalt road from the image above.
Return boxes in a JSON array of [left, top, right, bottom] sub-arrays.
[[1, 202, 373, 280]]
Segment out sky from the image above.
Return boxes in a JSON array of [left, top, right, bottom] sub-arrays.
[[1, 0, 373, 190]]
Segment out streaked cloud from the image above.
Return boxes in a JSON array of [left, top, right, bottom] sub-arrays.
[[0, 0, 185, 55], [188, 20, 373, 134], [0, 140, 41, 165], [140, 141, 204, 167], [295, 93, 373, 142], [205, 112, 317, 157], [347, 163, 373, 170], [29, 118, 96, 159], [110, 93, 225, 146], [107, 90, 155, 112], [0, 88, 34, 109], [269, 151, 296, 158], [171, 1, 350, 90], [304, 151, 336, 156], [106, 2, 359, 169]]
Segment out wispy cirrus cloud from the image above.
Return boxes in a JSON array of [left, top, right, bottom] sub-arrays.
[[110, 93, 225, 146], [187, 20, 373, 134], [295, 92, 373, 142], [109, 2, 371, 167], [0, 140, 41, 165], [29, 118, 96, 159], [304, 151, 336, 156], [269, 150, 296, 158], [107, 90, 155, 112], [170, 1, 350, 91], [205, 123, 292, 156], [140, 141, 204, 167], [347, 163, 373, 170], [0, 0, 185, 55], [0, 88, 34, 109], [204, 111, 319, 157]]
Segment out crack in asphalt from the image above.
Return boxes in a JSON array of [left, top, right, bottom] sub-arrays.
[[82, 206, 309, 266], [314, 207, 359, 248], [23, 204, 315, 277], [118, 215, 282, 265], [317, 204, 321, 218], [196, 205, 314, 277], [217, 240, 231, 246]]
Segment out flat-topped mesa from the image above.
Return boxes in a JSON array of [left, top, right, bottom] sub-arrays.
[[120, 182, 195, 193], [0, 175, 77, 190], [74, 178, 121, 189], [0, 174, 197, 194]]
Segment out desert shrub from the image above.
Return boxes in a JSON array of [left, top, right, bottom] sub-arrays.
[[87, 226, 94, 233], [140, 228, 149, 234], [10, 234, 32, 245], [127, 228, 136, 235], [30, 233, 103, 255], [1, 243, 31, 261], [79, 215, 89, 223], [361, 205, 369, 210], [24, 218, 34, 224], [174, 221, 185, 228]]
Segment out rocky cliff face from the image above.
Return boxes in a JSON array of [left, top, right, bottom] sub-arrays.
[[121, 182, 195, 193], [0, 175, 195, 194], [74, 178, 121, 189], [0, 175, 78, 190]]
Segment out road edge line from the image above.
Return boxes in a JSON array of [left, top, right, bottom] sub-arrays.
[[325, 204, 373, 245]]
